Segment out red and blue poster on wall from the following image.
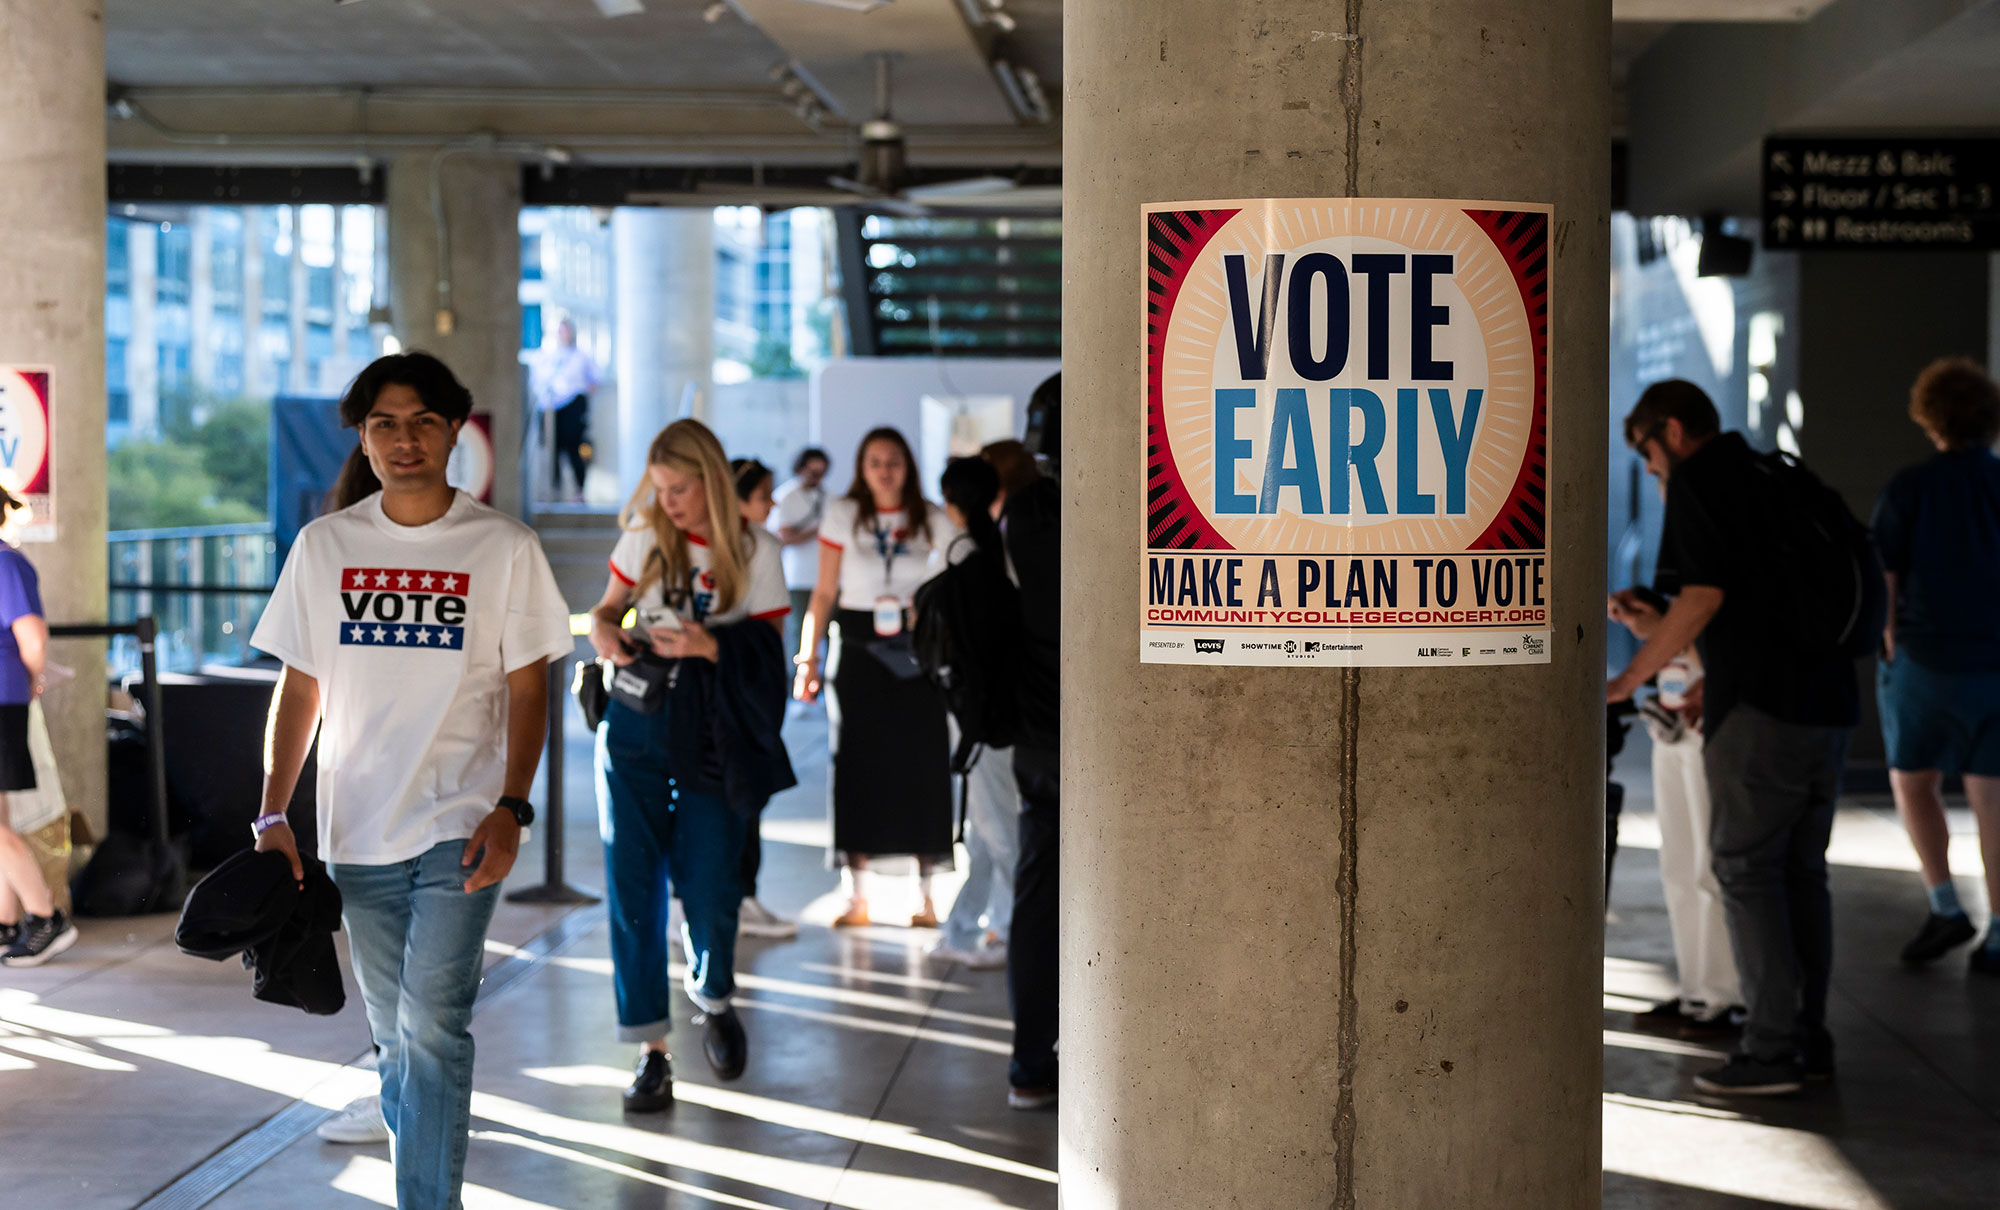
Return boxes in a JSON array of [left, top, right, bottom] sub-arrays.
[[1140, 199, 1554, 668], [0, 367, 54, 542]]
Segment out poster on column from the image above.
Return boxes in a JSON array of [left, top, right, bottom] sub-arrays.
[[1140, 199, 1552, 667], [0, 368, 54, 543]]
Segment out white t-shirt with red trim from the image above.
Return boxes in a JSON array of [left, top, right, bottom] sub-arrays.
[[607, 523, 790, 626], [818, 497, 956, 611], [250, 490, 575, 866]]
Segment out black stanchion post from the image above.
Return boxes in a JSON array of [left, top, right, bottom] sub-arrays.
[[136, 615, 171, 853], [506, 657, 598, 905]]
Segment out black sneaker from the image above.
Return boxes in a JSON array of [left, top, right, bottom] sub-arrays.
[[1901, 912, 1976, 966], [1800, 1030, 1836, 1082], [622, 1050, 674, 1113], [1678, 1009, 1742, 1043], [697, 1008, 748, 1081], [1631, 997, 1686, 1033], [0, 921, 17, 951], [1970, 938, 2000, 976], [1, 910, 77, 968], [1693, 1054, 1804, 1097]]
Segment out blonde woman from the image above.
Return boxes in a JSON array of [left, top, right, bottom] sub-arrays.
[[588, 419, 792, 1111]]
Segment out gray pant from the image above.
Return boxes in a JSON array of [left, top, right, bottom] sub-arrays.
[[1702, 703, 1849, 1062]]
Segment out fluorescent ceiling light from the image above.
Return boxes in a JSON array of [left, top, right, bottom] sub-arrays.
[[592, 0, 645, 16], [788, 0, 892, 11]]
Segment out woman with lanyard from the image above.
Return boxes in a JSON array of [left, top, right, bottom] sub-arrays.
[[794, 427, 957, 928], [589, 420, 792, 1112]]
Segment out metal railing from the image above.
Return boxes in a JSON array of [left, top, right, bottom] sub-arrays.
[[107, 522, 277, 677]]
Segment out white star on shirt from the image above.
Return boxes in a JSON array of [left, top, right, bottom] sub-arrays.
[[444, 574, 462, 593], [396, 572, 413, 589], [419, 573, 436, 590], [414, 627, 433, 644], [374, 571, 390, 587], [372, 625, 387, 642], [393, 627, 408, 644], [348, 624, 366, 641]]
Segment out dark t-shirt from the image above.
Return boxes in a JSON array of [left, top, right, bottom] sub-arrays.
[[1654, 432, 1859, 736], [1872, 449, 2000, 674], [0, 546, 43, 705], [1002, 478, 1060, 751]]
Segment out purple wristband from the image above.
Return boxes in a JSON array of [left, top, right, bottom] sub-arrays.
[[252, 813, 289, 836]]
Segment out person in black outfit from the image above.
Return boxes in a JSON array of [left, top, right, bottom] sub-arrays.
[[1607, 380, 1857, 1098], [1004, 372, 1061, 1110]]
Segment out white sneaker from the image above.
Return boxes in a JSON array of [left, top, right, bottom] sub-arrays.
[[928, 938, 1007, 969], [738, 898, 799, 940], [317, 1094, 389, 1145]]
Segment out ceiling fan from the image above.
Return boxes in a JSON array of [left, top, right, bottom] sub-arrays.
[[827, 54, 1057, 215]]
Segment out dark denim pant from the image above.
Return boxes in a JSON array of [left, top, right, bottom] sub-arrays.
[[1702, 703, 1848, 1063], [1008, 743, 1059, 1089], [332, 841, 499, 1210], [596, 698, 746, 1042]]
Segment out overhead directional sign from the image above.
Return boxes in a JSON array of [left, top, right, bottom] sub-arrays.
[[1763, 137, 2000, 252]]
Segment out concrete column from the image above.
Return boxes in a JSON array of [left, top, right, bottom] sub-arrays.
[[1063, 4, 1610, 1208], [0, 0, 108, 834], [241, 208, 267, 398], [386, 154, 524, 516], [126, 220, 158, 437], [287, 205, 310, 396], [1796, 250, 1990, 767], [330, 205, 353, 387], [613, 207, 714, 495], [189, 209, 215, 390]]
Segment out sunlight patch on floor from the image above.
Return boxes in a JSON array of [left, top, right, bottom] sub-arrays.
[[1604, 1093, 1895, 1210]]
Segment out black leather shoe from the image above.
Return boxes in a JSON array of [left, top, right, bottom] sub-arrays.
[[699, 1009, 748, 1081], [1971, 938, 2000, 975], [1901, 912, 1976, 965], [622, 1050, 674, 1113], [1800, 1028, 1836, 1082]]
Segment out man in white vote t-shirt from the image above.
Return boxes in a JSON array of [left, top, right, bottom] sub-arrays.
[[250, 352, 573, 1210]]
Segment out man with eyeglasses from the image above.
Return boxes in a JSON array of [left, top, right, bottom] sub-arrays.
[[1607, 379, 1856, 1099]]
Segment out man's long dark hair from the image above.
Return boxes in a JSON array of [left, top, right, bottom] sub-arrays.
[[844, 426, 929, 539], [940, 456, 1001, 558], [326, 352, 475, 512]]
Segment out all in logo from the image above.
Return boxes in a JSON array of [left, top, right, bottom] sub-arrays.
[[339, 568, 469, 649]]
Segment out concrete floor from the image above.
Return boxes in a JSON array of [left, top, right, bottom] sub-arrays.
[[1605, 730, 2000, 1210], [4, 709, 1997, 1207]]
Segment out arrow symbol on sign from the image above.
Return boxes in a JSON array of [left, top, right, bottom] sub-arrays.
[[1770, 151, 1793, 173], [1771, 215, 1796, 239], [1769, 186, 1796, 206]]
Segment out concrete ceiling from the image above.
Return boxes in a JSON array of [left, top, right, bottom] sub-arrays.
[[104, 0, 1062, 167], [1626, 0, 2000, 214]]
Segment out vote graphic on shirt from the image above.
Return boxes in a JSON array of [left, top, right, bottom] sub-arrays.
[[339, 567, 471, 649], [1140, 197, 1554, 668]]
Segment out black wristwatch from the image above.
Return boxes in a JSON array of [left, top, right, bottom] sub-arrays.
[[497, 796, 535, 827]]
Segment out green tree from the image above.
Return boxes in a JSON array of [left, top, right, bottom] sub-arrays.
[[107, 439, 262, 531], [748, 334, 802, 380]]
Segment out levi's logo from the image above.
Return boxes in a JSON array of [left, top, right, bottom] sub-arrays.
[[339, 567, 469, 649], [1194, 639, 1225, 654]]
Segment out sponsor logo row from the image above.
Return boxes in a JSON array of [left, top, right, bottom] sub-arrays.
[[1147, 634, 1548, 661]]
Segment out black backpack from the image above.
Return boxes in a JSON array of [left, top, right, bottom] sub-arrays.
[[1748, 449, 1887, 658], [913, 538, 1023, 771]]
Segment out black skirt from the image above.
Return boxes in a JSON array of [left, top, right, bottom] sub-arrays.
[[826, 610, 952, 861], [0, 703, 34, 793]]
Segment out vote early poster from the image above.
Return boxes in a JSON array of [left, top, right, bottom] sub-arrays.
[[0, 367, 54, 543], [1140, 199, 1553, 667]]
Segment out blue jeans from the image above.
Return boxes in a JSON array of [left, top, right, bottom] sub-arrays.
[[596, 697, 746, 1042], [331, 841, 499, 1210], [941, 744, 1019, 951]]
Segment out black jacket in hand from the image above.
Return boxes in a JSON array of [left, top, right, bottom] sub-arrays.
[[175, 848, 345, 1016], [658, 616, 798, 817]]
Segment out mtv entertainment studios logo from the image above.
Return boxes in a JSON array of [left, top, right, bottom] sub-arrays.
[[1194, 639, 1225, 655]]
